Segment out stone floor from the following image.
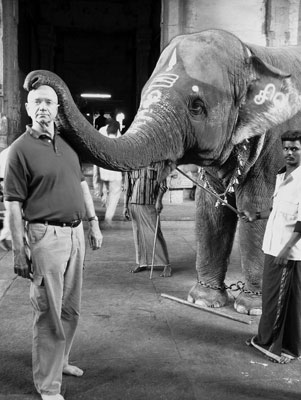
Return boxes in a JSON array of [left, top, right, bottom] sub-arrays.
[[0, 198, 300, 400]]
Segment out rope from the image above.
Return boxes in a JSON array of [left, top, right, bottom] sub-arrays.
[[176, 167, 240, 215]]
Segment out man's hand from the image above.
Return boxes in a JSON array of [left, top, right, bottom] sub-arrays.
[[275, 247, 290, 266], [155, 200, 163, 214], [88, 221, 103, 250], [239, 210, 257, 222], [13, 249, 32, 280], [123, 207, 130, 220]]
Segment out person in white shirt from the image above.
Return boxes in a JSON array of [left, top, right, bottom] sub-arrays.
[[0, 145, 12, 250], [93, 114, 122, 227], [241, 130, 301, 364]]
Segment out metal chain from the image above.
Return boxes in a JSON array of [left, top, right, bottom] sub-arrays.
[[197, 279, 262, 296], [197, 280, 226, 291]]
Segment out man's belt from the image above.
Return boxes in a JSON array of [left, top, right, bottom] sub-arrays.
[[28, 219, 82, 228]]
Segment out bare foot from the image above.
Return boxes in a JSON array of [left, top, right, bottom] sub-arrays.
[[279, 355, 292, 364], [63, 364, 84, 377], [266, 354, 291, 364], [130, 265, 148, 273], [160, 265, 172, 277], [41, 394, 64, 400]]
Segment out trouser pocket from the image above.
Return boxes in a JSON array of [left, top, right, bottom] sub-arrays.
[[30, 275, 49, 312]]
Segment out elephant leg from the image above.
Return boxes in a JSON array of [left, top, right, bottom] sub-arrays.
[[233, 218, 265, 315], [234, 155, 278, 315], [188, 178, 238, 308]]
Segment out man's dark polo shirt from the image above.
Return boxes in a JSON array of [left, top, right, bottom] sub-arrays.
[[4, 126, 86, 222]]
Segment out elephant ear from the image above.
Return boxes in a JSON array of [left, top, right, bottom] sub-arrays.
[[232, 55, 301, 145]]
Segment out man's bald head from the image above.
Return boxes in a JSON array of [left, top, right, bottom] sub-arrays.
[[27, 85, 58, 104]]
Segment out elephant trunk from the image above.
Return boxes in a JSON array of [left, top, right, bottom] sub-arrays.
[[23, 70, 187, 171]]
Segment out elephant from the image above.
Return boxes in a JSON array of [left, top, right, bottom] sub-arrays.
[[23, 29, 301, 315]]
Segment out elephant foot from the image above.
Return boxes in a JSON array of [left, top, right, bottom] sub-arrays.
[[187, 282, 229, 308], [234, 291, 262, 315]]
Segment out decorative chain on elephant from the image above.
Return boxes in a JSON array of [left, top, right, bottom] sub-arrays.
[[23, 29, 301, 316]]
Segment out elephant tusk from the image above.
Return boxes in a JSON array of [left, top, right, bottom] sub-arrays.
[[176, 167, 240, 215]]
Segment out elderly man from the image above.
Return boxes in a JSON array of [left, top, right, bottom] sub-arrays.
[[4, 84, 103, 400]]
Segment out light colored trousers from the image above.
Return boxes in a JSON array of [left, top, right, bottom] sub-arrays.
[[101, 180, 122, 222], [93, 166, 122, 222], [130, 204, 170, 267], [0, 210, 11, 241], [26, 222, 85, 396]]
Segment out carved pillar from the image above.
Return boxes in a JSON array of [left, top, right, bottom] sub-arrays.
[[266, 0, 300, 46], [161, 0, 184, 49], [0, 0, 19, 146]]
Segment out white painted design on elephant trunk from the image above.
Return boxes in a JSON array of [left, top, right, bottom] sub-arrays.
[[142, 90, 162, 109], [141, 74, 179, 110], [166, 49, 177, 72]]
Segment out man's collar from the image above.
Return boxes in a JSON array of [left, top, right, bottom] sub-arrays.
[[277, 166, 286, 174], [278, 165, 301, 177], [26, 124, 58, 139]]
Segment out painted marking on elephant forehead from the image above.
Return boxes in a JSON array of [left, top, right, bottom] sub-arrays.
[[149, 74, 179, 89], [166, 49, 177, 72], [254, 83, 288, 107], [143, 74, 179, 109]]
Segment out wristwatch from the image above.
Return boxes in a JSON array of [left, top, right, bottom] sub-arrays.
[[88, 215, 98, 222]]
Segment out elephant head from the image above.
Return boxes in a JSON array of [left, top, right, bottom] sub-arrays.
[[23, 29, 301, 175]]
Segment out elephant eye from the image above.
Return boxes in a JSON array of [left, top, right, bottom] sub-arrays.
[[188, 96, 207, 117]]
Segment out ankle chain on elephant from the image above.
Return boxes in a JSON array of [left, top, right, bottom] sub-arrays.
[[227, 281, 262, 295], [198, 280, 226, 291], [198, 279, 262, 295]]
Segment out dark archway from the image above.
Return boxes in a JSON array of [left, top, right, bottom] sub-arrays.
[[18, 0, 161, 132]]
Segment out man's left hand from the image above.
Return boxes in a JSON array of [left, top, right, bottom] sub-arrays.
[[88, 222, 103, 250], [275, 248, 290, 266], [155, 200, 163, 214]]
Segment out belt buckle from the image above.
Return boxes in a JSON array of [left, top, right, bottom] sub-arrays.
[[70, 219, 80, 228]]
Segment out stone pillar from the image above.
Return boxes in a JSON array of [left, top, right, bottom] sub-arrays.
[[161, 0, 184, 49], [0, 0, 19, 146], [267, 0, 300, 46], [161, 0, 267, 47]]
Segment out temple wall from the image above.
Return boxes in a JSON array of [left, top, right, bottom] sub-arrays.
[[161, 0, 301, 48]]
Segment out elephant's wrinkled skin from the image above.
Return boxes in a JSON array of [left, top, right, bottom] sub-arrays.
[[24, 29, 301, 315]]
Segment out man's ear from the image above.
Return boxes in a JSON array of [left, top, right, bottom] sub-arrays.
[[25, 103, 30, 116]]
